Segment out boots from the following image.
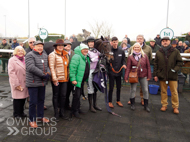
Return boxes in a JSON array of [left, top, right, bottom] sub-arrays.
[[93, 93, 102, 111], [88, 94, 96, 113], [144, 99, 150, 112], [130, 98, 135, 110]]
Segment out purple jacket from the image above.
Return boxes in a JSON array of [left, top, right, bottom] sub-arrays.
[[88, 48, 100, 69]]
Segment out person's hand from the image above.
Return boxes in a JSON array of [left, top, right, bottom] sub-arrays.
[[125, 80, 128, 83], [72, 81, 77, 85], [123, 65, 127, 69], [154, 76, 158, 82], [42, 73, 50, 80], [53, 81, 59, 86], [147, 78, 150, 81], [15, 86, 23, 91], [0, 55, 2, 58]]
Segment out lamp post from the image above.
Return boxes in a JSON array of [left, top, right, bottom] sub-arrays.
[[65, 0, 66, 38], [166, 0, 169, 28], [28, 0, 30, 38], [4, 15, 6, 37]]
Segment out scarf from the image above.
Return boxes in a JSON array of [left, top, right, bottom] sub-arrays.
[[16, 55, 25, 64], [122, 46, 128, 50], [133, 51, 142, 61], [162, 45, 171, 55]]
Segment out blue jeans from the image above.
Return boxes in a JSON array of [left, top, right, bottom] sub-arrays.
[[28, 86, 45, 122]]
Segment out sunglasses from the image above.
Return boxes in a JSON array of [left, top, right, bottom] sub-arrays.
[[29, 41, 35, 44]]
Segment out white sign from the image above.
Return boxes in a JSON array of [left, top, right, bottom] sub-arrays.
[[160, 28, 174, 39], [39, 28, 48, 40]]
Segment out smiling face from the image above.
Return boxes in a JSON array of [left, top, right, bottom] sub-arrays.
[[34, 44, 43, 53], [56, 45, 64, 52], [28, 39, 35, 49], [81, 49, 88, 56], [112, 40, 118, 49], [16, 48, 24, 57], [64, 44, 71, 52], [136, 36, 144, 45], [88, 41, 94, 48], [133, 44, 141, 53]]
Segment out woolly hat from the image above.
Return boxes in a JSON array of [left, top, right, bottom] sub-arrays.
[[80, 43, 89, 50]]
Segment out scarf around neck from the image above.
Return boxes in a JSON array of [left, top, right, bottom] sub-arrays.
[[15, 55, 25, 64], [133, 51, 142, 61], [162, 45, 171, 55]]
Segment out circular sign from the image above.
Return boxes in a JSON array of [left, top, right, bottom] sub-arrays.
[[39, 28, 48, 40], [160, 28, 174, 39]]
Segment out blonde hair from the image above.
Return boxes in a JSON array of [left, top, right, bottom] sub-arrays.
[[130, 43, 145, 57], [13, 46, 26, 56]]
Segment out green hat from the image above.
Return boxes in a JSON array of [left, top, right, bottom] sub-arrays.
[[80, 43, 89, 50], [150, 39, 156, 42]]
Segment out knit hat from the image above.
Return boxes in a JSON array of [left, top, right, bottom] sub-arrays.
[[184, 41, 189, 46], [80, 43, 89, 50]]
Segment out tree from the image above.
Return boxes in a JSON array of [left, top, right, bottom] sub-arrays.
[[89, 21, 114, 38]]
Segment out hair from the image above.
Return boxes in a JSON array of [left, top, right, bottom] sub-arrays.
[[111, 36, 118, 41], [122, 38, 128, 42], [28, 37, 36, 42], [130, 43, 145, 57], [19, 42, 23, 45], [13, 46, 26, 56], [136, 34, 144, 39]]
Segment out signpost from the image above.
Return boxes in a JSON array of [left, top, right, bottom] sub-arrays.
[[160, 28, 174, 39], [39, 28, 48, 42]]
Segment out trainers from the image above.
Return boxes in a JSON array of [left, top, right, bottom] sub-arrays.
[[108, 102, 114, 108], [173, 108, 179, 114], [116, 101, 123, 107], [160, 106, 167, 112]]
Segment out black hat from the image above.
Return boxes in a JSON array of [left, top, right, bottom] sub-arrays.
[[34, 40, 44, 46], [161, 37, 170, 41], [172, 40, 177, 45], [87, 36, 95, 43]]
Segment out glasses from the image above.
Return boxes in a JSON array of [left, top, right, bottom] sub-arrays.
[[29, 41, 35, 44]]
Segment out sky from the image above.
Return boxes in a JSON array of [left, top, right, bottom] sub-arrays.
[[0, 0, 190, 41]]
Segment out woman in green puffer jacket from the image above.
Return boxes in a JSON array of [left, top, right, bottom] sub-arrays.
[[69, 43, 90, 118]]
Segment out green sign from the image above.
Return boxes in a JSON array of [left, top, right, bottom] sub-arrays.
[[160, 28, 174, 39], [39, 28, 48, 40]]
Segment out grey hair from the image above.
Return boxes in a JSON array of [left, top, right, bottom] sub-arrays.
[[136, 34, 144, 39], [122, 38, 128, 42], [28, 37, 36, 42]]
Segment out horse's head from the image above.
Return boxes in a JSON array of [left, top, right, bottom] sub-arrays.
[[94, 36, 114, 62]]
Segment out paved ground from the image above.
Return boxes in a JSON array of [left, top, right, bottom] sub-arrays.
[[0, 76, 190, 142]]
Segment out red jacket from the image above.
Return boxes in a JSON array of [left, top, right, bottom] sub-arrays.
[[125, 54, 151, 80]]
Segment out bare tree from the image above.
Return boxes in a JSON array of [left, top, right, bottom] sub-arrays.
[[89, 21, 113, 38]]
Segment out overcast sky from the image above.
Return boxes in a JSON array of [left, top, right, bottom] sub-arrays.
[[0, 0, 190, 41]]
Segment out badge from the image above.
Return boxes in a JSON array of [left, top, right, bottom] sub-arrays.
[[41, 59, 44, 63], [118, 54, 122, 56], [132, 66, 136, 68], [65, 61, 67, 65], [141, 68, 143, 72], [166, 81, 168, 84]]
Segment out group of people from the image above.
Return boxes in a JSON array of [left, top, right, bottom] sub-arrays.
[[6, 33, 185, 128]]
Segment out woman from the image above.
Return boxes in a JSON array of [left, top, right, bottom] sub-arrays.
[[125, 43, 151, 112], [8, 46, 29, 118], [49, 39, 69, 121], [87, 36, 102, 113]]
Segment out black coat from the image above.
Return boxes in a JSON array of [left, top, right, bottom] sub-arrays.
[[176, 46, 183, 53], [108, 47, 126, 76], [154, 37, 161, 46]]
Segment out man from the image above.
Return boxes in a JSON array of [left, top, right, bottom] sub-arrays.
[[185, 32, 190, 46], [154, 34, 161, 46], [154, 37, 182, 114], [25, 41, 50, 128], [176, 41, 184, 53], [69, 43, 90, 118], [175, 38, 179, 45], [11, 38, 19, 49], [64, 40, 75, 110], [108, 37, 126, 108], [0, 39, 11, 73], [25, 37, 36, 54], [171, 40, 178, 49], [128, 35, 152, 105], [182, 41, 190, 53], [124, 35, 131, 45]]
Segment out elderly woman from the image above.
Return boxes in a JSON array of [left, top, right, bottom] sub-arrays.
[[25, 41, 50, 128], [48, 39, 69, 121], [125, 43, 151, 112], [8, 46, 29, 118]]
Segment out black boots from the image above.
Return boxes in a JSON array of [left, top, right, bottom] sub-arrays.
[[93, 93, 102, 111], [144, 99, 150, 112], [130, 98, 135, 110], [88, 94, 96, 113]]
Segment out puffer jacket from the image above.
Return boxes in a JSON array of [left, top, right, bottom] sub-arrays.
[[124, 54, 151, 80], [153, 46, 183, 81], [69, 46, 90, 88], [48, 49, 69, 82], [88, 48, 100, 69], [25, 50, 50, 87]]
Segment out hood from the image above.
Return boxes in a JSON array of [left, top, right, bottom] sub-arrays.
[[74, 46, 87, 59]]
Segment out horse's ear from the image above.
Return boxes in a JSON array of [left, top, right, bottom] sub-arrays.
[[101, 36, 104, 41]]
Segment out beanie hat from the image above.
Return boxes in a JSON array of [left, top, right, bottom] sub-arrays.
[[184, 41, 189, 46], [80, 43, 89, 50]]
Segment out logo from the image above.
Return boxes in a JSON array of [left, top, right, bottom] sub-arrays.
[[39, 28, 48, 40], [101, 79, 106, 88], [160, 28, 174, 39]]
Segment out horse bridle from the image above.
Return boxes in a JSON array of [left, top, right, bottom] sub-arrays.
[[98, 40, 113, 56]]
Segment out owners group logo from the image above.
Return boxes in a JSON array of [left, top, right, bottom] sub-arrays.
[[6, 117, 57, 136]]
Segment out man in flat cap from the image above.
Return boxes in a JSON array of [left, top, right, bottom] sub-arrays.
[[153, 37, 183, 114]]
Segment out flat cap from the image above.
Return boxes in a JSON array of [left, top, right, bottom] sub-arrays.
[[34, 40, 44, 45], [161, 37, 170, 41]]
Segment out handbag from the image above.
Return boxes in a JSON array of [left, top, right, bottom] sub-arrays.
[[128, 58, 141, 83]]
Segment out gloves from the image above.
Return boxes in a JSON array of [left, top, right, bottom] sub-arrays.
[[42, 73, 50, 80]]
